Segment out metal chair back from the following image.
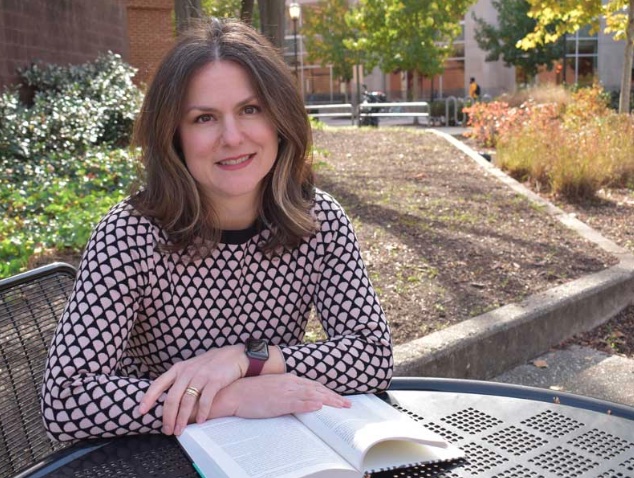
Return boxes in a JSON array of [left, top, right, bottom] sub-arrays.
[[0, 263, 76, 477]]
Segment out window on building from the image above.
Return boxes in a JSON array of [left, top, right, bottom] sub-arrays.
[[564, 26, 598, 86]]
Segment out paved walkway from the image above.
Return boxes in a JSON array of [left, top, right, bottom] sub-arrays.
[[493, 345, 634, 407]]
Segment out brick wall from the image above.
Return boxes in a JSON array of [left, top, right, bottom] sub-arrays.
[[0, 0, 129, 89], [126, 0, 174, 86]]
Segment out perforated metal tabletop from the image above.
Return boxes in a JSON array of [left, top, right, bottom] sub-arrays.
[[380, 390, 634, 478], [16, 379, 634, 478]]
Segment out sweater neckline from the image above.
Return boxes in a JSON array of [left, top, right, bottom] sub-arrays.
[[220, 223, 260, 245]]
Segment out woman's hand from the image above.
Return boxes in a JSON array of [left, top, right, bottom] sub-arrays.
[[217, 374, 351, 419], [139, 344, 248, 435]]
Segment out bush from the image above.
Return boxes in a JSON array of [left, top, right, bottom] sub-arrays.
[[0, 146, 139, 278], [0, 52, 142, 162], [564, 83, 611, 128], [495, 86, 634, 201], [497, 83, 571, 109], [462, 101, 510, 147]]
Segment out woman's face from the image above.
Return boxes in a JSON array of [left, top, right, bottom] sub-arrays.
[[178, 60, 278, 216]]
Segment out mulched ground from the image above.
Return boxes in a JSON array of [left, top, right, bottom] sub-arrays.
[[311, 127, 630, 350]]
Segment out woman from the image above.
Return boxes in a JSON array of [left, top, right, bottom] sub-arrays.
[[41, 17, 393, 441]]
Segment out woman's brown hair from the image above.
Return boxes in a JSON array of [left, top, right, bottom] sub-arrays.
[[131, 17, 315, 254]]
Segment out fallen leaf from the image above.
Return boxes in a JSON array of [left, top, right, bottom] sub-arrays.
[[532, 359, 549, 368]]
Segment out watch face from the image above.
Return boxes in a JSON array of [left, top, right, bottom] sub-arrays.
[[246, 337, 269, 361]]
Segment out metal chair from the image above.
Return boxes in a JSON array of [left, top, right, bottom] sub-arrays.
[[0, 263, 76, 478]]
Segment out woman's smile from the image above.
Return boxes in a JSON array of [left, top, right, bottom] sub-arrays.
[[217, 153, 255, 169]]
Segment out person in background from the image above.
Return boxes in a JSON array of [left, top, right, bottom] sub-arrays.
[[40, 17, 393, 442], [469, 77, 481, 101]]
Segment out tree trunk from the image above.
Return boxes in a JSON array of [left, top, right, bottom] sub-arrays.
[[174, 0, 202, 35], [619, 0, 634, 114], [412, 71, 421, 124], [258, 0, 285, 50], [412, 71, 421, 99], [241, 0, 255, 25]]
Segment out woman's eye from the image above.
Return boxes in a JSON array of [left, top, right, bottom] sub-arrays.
[[195, 114, 213, 123], [243, 105, 261, 115]]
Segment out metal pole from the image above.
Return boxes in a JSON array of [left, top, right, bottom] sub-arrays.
[[562, 32, 567, 84], [293, 19, 298, 82], [355, 63, 361, 127]]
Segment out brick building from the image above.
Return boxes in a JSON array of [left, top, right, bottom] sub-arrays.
[[0, 0, 129, 89], [0, 0, 174, 90], [126, 0, 174, 86]]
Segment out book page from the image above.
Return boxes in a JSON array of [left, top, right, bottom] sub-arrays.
[[178, 415, 357, 478], [295, 394, 460, 470]]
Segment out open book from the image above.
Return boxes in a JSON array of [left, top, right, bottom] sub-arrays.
[[177, 393, 464, 478]]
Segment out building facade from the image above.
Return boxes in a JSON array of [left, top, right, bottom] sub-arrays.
[[0, 1, 628, 100], [0, 0, 129, 89], [286, 0, 631, 102]]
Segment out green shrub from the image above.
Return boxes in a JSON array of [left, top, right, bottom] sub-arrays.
[[0, 52, 142, 162], [0, 146, 139, 278], [429, 99, 467, 126]]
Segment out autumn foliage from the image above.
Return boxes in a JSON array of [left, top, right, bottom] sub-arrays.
[[463, 84, 634, 201]]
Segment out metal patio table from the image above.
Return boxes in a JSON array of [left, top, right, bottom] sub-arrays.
[[15, 377, 634, 478]]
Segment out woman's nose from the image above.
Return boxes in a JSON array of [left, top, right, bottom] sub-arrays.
[[221, 116, 243, 146]]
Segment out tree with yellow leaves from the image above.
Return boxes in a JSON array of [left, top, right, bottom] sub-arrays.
[[518, 0, 633, 113]]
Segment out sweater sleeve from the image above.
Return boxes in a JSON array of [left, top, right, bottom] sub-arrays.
[[40, 203, 164, 441], [280, 195, 394, 394]]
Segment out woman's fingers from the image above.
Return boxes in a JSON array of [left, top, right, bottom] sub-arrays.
[[296, 379, 349, 406], [138, 369, 176, 414], [229, 374, 351, 418], [139, 345, 246, 434], [173, 383, 206, 436], [161, 376, 191, 434], [195, 382, 222, 424]]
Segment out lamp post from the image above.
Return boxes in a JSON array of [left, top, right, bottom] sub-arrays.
[[289, 2, 300, 83]]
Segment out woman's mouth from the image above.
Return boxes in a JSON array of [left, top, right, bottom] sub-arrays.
[[217, 154, 254, 168]]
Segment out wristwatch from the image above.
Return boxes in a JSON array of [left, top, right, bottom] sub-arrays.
[[245, 336, 269, 377]]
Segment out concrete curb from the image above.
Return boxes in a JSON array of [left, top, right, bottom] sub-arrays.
[[393, 129, 634, 379]]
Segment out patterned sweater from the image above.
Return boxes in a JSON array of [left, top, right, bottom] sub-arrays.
[[41, 189, 393, 441]]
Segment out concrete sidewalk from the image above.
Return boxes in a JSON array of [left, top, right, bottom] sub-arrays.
[[392, 127, 634, 408], [493, 345, 634, 406]]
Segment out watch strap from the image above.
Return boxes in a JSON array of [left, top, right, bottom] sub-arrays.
[[245, 356, 266, 377]]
